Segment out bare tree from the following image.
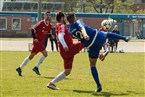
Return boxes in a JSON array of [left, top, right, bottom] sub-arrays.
[[89, 0, 100, 13], [89, 0, 114, 13], [104, 0, 114, 13]]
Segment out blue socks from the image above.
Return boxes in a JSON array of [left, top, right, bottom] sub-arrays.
[[107, 32, 126, 41], [91, 66, 101, 87]]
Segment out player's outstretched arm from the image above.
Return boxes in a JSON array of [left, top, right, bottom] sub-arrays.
[[81, 27, 89, 40], [58, 33, 69, 52]]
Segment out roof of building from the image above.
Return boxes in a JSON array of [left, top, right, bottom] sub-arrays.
[[0, 11, 145, 19]]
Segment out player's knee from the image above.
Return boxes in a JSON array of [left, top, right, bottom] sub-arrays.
[[29, 54, 36, 60], [89, 59, 97, 67], [65, 72, 71, 76], [44, 54, 48, 57], [64, 70, 71, 76], [90, 63, 96, 67], [43, 53, 48, 57], [90, 59, 97, 67], [29, 56, 33, 60]]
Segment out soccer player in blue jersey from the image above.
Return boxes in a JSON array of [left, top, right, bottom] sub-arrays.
[[66, 13, 130, 92]]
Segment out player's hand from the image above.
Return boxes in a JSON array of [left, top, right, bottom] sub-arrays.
[[34, 39, 38, 42], [84, 35, 89, 40], [51, 35, 55, 39], [64, 47, 69, 52]]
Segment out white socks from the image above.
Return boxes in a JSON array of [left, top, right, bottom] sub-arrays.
[[35, 55, 46, 68], [20, 57, 30, 69], [19, 55, 46, 69], [51, 72, 66, 84]]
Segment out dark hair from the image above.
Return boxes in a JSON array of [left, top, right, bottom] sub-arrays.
[[45, 11, 50, 14], [66, 12, 75, 24], [56, 11, 65, 22]]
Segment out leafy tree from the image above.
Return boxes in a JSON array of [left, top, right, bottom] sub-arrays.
[[32, 0, 144, 14], [88, 0, 135, 13], [136, 9, 145, 14]]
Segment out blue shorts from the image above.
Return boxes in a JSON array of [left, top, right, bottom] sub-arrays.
[[88, 31, 106, 58]]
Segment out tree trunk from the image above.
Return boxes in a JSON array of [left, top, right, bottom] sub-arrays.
[[100, 0, 103, 13], [90, 0, 99, 13], [105, 6, 108, 13], [111, 5, 114, 13]]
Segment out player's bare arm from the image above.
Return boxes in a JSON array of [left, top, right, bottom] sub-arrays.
[[81, 27, 89, 40]]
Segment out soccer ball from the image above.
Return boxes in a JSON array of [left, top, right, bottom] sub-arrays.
[[119, 48, 124, 53], [101, 20, 112, 31]]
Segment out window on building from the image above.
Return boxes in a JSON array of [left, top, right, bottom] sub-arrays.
[[0, 18, 7, 30], [12, 18, 21, 30]]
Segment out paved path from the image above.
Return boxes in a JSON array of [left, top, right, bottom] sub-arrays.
[[1, 39, 145, 52]]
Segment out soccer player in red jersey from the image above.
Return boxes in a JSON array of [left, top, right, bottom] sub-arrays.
[[98, 20, 110, 61], [16, 11, 53, 76], [47, 12, 84, 90]]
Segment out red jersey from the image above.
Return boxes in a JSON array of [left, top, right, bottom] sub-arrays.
[[33, 19, 52, 43], [56, 23, 73, 49], [56, 23, 84, 68]]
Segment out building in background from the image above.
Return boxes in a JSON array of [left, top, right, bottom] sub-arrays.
[[0, 0, 145, 38], [1, 0, 64, 12], [0, 0, 64, 37], [132, 0, 145, 12]]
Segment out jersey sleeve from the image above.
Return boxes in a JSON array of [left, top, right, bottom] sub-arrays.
[[57, 24, 68, 48], [57, 24, 65, 34], [32, 21, 42, 31], [76, 20, 84, 30]]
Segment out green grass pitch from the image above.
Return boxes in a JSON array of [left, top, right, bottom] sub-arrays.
[[0, 51, 145, 97]]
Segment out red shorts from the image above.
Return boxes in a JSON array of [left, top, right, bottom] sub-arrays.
[[31, 41, 45, 54], [60, 42, 84, 69]]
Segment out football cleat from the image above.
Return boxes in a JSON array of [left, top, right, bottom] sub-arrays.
[[125, 36, 131, 42], [16, 67, 22, 76], [47, 82, 59, 90], [95, 85, 102, 92], [32, 67, 41, 75], [99, 51, 109, 61]]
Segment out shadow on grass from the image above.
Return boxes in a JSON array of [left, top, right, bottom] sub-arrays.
[[73, 90, 128, 97], [32, 76, 73, 80], [73, 90, 93, 93], [40, 76, 55, 79], [126, 91, 145, 95], [27, 76, 55, 79], [92, 92, 128, 97]]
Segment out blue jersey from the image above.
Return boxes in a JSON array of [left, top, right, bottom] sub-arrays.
[[69, 20, 126, 58], [69, 20, 97, 47]]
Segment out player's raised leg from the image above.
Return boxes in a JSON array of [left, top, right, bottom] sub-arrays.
[[33, 50, 48, 75], [107, 32, 131, 42], [16, 53, 36, 76], [99, 50, 109, 61]]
